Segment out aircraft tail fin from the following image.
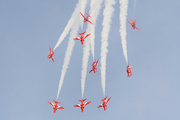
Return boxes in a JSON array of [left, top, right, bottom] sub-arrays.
[[49, 46, 52, 52]]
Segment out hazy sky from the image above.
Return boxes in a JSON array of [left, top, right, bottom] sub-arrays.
[[0, 0, 180, 120]]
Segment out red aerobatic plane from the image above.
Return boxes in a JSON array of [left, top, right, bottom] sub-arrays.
[[48, 99, 64, 113], [126, 19, 140, 30], [127, 64, 133, 78], [73, 31, 91, 45], [97, 96, 111, 111], [48, 46, 54, 62], [74, 98, 91, 113], [89, 59, 99, 74], [80, 12, 93, 24]]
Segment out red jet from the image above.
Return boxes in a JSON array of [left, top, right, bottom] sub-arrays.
[[74, 98, 91, 113], [73, 31, 91, 45], [126, 19, 140, 30], [89, 59, 99, 74], [80, 12, 93, 24], [48, 46, 54, 62], [97, 96, 111, 111], [127, 64, 133, 77], [48, 99, 64, 113]]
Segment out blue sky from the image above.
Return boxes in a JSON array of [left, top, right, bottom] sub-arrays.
[[0, 0, 180, 120]]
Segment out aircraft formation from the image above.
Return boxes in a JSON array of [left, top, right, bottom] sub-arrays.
[[47, 5, 140, 113], [125, 18, 140, 77]]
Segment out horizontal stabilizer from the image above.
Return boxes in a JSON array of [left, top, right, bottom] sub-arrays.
[[53, 99, 60, 104], [78, 31, 86, 35], [79, 98, 87, 102], [86, 12, 91, 18]]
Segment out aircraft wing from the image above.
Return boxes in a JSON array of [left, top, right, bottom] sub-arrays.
[[89, 69, 93, 73], [85, 34, 91, 38], [80, 12, 86, 19], [74, 104, 81, 107], [87, 20, 93, 24], [48, 101, 54, 107], [126, 19, 132, 25], [85, 101, 91, 106], [135, 27, 140, 30], [57, 106, 64, 109], [73, 38, 80, 40], [107, 97, 111, 103], [52, 58, 54, 63], [98, 104, 103, 108], [96, 59, 99, 65]]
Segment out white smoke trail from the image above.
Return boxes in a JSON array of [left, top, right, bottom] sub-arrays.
[[80, 0, 89, 30], [56, 19, 80, 99], [89, 0, 103, 60], [56, 21, 80, 99], [56, 0, 89, 98], [53, 0, 88, 51], [119, 0, 129, 63], [81, 32, 90, 98], [81, 0, 103, 98], [100, 0, 116, 96]]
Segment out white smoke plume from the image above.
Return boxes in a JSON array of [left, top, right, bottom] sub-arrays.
[[89, 0, 104, 60], [56, 18, 81, 99], [119, 0, 129, 63], [100, 0, 116, 96], [56, 20, 80, 99], [54, 0, 88, 51], [80, 0, 89, 30], [81, 32, 90, 98], [56, 0, 89, 98], [81, 0, 104, 98]]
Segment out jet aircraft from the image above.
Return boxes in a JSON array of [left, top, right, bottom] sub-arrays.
[[74, 98, 91, 113], [126, 19, 140, 30], [73, 31, 91, 45], [80, 12, 93, 24], [89, 59, 99, 74], [48, 99, 64, 113], [97, 96, 111, 111], [127, 64, 133, 77], [48, 46, 54, 62]]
